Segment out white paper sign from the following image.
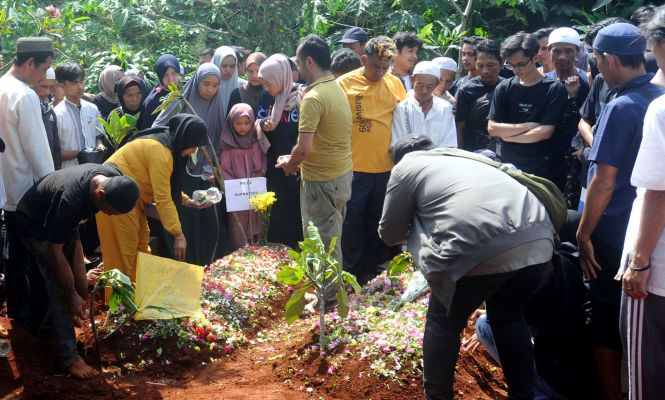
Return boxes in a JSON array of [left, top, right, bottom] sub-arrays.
[[224, 177, 267, 212]]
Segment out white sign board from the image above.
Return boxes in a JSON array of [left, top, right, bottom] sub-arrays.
[[224, 177, 267, 212]]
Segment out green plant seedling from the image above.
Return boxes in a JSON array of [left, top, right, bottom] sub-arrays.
[[276, 222, 360, 354]]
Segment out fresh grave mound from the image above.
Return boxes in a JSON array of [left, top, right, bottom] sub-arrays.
[[1, 245, 507, 399], [95, 244, 293, 363], [250, 271, 508, 399], [0, 245, 293, 400]]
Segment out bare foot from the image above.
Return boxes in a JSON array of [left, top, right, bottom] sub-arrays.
[[67, 356, 99, 379]]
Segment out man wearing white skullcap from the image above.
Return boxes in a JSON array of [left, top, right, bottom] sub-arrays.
[[391, 61, 457, 148], [544, 27, 591, 189], [0, 37, 56, 338], [432, 57, 457, 104]]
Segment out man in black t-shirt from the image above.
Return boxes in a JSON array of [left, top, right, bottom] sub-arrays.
[[449, 36, 483, 96], [488, 32, 567, 183], [455, 39, 504, 151], [16, 164, 138, 379]]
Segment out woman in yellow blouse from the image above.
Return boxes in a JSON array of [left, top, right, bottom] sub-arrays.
[[96, 113, 210, 282]]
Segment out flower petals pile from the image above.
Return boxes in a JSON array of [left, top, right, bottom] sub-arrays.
[[316, 273, 428, 379]]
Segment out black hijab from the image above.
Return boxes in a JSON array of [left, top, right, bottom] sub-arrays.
[[116, 76, 146, 128], [116, 76, 145, 113], [128, 113, 209, 202]]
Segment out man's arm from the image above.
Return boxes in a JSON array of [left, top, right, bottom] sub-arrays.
[[378, 169, 415, 246], [391, 102, 407, 147], [61, 150, 80, 161], [632, 190, 665, 267], [578, 118, 594, 147], [623, 190, 665, 298], [455, 121, 466, 149], [501, 124, 556, 143], [275, 132, 314, 176], [577, 163, 618, 279], [487, 120, 539, 138], [47, 241, 86, 320]]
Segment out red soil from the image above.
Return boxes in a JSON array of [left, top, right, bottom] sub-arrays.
[[0, 299, 506, 400]]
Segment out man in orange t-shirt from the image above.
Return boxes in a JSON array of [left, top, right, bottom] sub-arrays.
[[337, 36, 407, 284]]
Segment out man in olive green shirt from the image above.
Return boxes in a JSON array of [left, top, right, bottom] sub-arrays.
[[276, 35, 353, 272]]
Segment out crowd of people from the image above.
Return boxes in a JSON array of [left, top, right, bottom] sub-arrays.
[[1, 4, 665, 399]]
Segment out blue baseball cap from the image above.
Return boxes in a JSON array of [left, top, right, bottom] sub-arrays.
[[593, 22, 646, 56], [338, 27, 369, 44]]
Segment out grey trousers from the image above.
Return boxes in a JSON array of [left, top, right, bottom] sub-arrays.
[[620, 292, 665, 400], [300, 171, 353, 301], [21, 237, 78, 369]]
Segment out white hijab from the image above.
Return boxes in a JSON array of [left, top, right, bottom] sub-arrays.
[[211, 46, 239, 115]]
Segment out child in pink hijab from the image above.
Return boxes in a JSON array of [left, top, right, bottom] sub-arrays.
[[220, 103, 267, 249]]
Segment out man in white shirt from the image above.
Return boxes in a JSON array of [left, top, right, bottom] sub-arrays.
[[391, 61, 457, 148], [619, 11, 665, 399], [0, 37, 55, 324], [53, 62, 104, 169]]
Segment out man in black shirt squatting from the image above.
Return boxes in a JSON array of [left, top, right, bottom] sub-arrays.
[[16, 164, 139, 379], [487, 32, 567, 184]]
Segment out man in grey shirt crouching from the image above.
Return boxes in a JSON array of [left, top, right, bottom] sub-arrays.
[[379, 136, 555, 400]]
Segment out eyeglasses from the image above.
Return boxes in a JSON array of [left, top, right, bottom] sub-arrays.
[[503, 59, 532, 71]]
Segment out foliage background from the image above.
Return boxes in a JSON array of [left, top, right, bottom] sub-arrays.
[[0, 0, 648, 91]]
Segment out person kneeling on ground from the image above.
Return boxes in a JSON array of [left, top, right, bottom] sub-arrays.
[[379, 136, 555, 400], [15, 164, 139, 379]]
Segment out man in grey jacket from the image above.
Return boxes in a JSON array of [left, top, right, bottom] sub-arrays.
[[379, 136, 555, 400]]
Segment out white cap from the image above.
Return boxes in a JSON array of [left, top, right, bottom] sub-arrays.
[[548, 27, 581, 48], [431, 57, 457, 72], [46, 67, 55, 80], [412, 61, 441, 79]]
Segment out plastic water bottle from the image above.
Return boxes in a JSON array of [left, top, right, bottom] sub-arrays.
[[201, 165, 215, 182]]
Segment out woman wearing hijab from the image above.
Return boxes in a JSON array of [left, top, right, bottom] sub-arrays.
[[112, 76, 147, 138], [142, 54, 184, 128], [211, 46, 240, 115], [220, 103, 266, 249], [227, 52, 267, 114], [153, 63, 233, 265], [256, 53, 303, 248], [96, 114, 210, 283], [92, 65, 125, 120]]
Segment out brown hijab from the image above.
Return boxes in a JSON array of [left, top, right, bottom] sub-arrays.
[[220, 103, 258, 150], [240, 52, 267, 112]]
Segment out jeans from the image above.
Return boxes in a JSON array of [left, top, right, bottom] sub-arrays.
[[341, 171, 397, 280], [423, 262, 551, 400], [21, 237, 78, 369], [475, 314, 572, 400]]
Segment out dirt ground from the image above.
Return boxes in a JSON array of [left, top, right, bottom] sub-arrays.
[[0, 299, 507, 400]]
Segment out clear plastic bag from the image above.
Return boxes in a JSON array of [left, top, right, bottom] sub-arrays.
[[192, 187, 223, 205]]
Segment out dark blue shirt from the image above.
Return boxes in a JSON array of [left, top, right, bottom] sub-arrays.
[[579, 74, 617, 127], [587, 73, 665, 249]]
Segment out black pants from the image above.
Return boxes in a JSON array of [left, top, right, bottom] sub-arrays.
[[341, 171, 398, 281], [423, 262, 551, 400], [2, 211, 48, 329], [589, 235, 622, 349]]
